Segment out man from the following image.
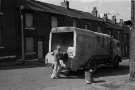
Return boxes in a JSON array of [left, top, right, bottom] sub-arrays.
[[116, 43, 122, 58], [51, 45, 62, 79], [113, 42, 121, 59]]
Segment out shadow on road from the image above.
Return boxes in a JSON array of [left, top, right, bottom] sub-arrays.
[[0, 61, 46, 70], [58, 65, 129, 80], [94, 65, 129, 78], [0, 60, 129, 80], [59, 60, 129, 79], [59, 70, 84, 79]]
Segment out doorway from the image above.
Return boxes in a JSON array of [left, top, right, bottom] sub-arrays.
[[38, 41, 43, 61]]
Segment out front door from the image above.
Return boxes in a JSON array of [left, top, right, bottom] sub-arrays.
[[38, 41, 43, 60], [25, 37, 36, 59]]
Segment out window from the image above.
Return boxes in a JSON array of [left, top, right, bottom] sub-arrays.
[[25, 13, 33, 28], [97, 26, 101, 33], [84, 25, 88, 29], [96, 36, 105, 47], [25, 37, 35, 55], [104, 38, 108, 47], [73, 19, 77, 27], [0, 0, 3, 15], [102, 37, 105, 48], [0, 26, 3, 46], [84, 23, 91, 30], [96, 36, 100, 43], [0, 0, 1, 11], [51, 16, 58, 28], [0, 27, 2, 45]]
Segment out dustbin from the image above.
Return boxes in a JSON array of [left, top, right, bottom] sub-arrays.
[[85, 69, 93, 84]]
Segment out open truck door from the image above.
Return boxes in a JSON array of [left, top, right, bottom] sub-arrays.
[[46, 27, 76, 70]]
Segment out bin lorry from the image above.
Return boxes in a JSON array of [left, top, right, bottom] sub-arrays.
[[45, 27, 122, 71]]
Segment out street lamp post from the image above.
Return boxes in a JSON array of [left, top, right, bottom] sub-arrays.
[[20, 5, 25, 62], [130, 0, 135, 81]]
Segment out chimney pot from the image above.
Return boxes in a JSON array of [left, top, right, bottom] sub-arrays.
[[119, 19, 124, 26], [112, 15, 117, 24], [103, 13, 108, 21], [61, 0, 69, 9]]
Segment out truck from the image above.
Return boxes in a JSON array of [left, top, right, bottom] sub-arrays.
[[46, 27, 122, 71]]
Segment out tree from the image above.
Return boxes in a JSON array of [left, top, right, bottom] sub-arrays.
[[130, 0, 135, 81]]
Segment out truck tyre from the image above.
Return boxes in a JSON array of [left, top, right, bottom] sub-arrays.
[[91, 60, 97, 72], [85, 58, 97, 73]]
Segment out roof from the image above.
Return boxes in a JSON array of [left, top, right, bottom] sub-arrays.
[[21, 0, 103, 21], [51, 27, 111, 38], [20, 0, 129, 31]]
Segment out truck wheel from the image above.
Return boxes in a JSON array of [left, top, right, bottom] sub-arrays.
[[90, 60, 97, 72], [85, 58, 97, 72]]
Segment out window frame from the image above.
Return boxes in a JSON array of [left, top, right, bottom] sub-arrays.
[[24, 13, 35, 30], [97, 26, 101, 33], [0, 0, 4, 15], [0, 26, 2, 46], [0, 26, 4, 49], [51, 16, 58, 28], [0, 0, 1, 11]]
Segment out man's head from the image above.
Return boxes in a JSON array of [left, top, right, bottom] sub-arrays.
[[56, 45, 61, 51]]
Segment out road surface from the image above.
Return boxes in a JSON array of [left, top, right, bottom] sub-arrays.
[[0, 59, 129, 90]]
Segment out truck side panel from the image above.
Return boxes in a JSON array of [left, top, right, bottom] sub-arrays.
[[71, 28, 111, 71], [71, 29, 96, 70]]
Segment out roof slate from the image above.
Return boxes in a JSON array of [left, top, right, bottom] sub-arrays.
[[20, 0, 128, 30], [22, 0, 103, 21]]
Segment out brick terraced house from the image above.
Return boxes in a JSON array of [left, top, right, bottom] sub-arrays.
[[0, 0, 130, 63]]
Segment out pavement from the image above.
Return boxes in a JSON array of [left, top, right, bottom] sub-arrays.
[[91, 75, 135, 90], [0, 59, 135, 90], [37, 74, 135, 90]]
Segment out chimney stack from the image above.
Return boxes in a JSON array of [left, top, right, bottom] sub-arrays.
[[112, 15, 117, 24], [91, 7, 98, 17], [103, 13, 108, 21], [61, 0, 69, 9], [119, 19, 124, 25]]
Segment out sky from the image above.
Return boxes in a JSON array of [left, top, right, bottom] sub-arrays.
[[37, 0, 131, 21]]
